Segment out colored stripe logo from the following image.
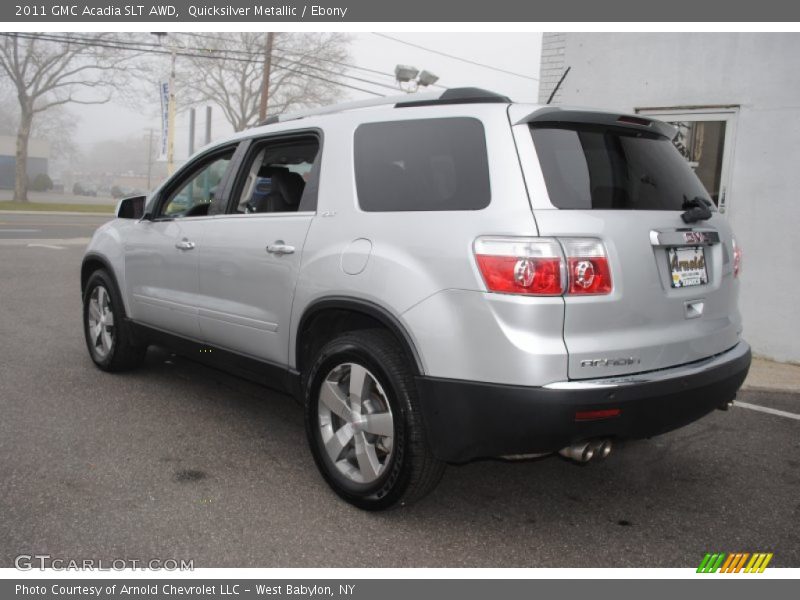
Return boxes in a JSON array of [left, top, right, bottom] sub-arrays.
[[697, 552, 773, 573]]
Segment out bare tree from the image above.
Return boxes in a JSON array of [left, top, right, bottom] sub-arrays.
[[178, 32, 351, 132], [0, 33, 139, 202], [0, 90, 78, 160]]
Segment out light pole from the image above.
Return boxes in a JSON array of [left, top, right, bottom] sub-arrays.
[[394, 65, 439, 93], [152, 32, 177, 175]]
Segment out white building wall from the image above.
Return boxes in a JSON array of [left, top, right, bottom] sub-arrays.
[[539, 33, 800, 363], [537, 32, 567, 104]]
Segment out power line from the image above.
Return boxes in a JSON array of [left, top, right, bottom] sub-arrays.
[[11, 31, 391, 97], [1, 32, 387, 98], [372, 32, 539, 82], [183, 32, 409, 82], [172, 33, 407, 92]]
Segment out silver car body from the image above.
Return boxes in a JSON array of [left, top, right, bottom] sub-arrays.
[[87, 100, 744, 392]]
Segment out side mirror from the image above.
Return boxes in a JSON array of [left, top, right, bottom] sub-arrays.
[[116, 195, 146, 219]]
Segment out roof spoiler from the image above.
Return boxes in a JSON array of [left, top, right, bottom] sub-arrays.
[[517, 107, 678, 140]]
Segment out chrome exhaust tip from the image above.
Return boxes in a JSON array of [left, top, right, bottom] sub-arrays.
[[598, 439, 612, 459], [559, 442, 595, 463], [559, 440, 612, 463], [587, 439, 612, 459], [718, 399, 735, 411]]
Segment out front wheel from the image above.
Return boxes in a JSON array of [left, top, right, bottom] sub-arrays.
[[304, 329, 444, 510], [83, 269, 146, 372]]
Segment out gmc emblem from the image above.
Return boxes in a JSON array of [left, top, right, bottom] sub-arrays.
[[684, 231, 708, 244]]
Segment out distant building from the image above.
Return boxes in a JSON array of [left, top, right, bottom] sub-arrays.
[[0, 135, 50, 189], [539, 33, 800, 363]]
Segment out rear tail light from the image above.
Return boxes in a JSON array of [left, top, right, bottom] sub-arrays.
[[560, 238, 613, 295], [474, 238, 564, 295], [474, 237, 612, 296], [732, 237, 742, 278]]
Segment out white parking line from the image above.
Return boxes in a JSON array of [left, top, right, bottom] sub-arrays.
[[736, 401, 800, 421], [27, 243, 66, 250], [0, 228, 42, 233]]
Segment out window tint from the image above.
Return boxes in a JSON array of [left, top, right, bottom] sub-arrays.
[[234, 138, 319, 214], [354, 118, 490, 212], [161, 151, 233, 217], [531, 125, 713, 210]]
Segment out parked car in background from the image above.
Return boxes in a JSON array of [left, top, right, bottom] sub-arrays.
[[73, 182, 98, 197]]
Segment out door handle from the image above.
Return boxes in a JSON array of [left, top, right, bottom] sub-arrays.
[[175, 239, 196, 251], [266, 241, 295, 255]]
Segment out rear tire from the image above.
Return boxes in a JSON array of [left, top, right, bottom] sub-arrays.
[[304, 329, 444, 510], [83, 269, 146, 372]]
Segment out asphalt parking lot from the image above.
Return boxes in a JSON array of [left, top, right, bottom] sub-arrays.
[[1, 214, 798, 568]]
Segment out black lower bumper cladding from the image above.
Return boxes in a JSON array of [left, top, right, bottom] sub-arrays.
[[416, 343, 751, 462]]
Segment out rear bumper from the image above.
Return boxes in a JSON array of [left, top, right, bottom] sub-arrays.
[[415, 341, 751, 462]]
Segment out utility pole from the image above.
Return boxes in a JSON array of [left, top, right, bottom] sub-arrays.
[[258, 32, 275, 122], [187, 108, 196, 201], [167, 46, 177, 175], [202, 106, 212, 200], [146, 128, 154, 190], [188, 108, 196, 155]]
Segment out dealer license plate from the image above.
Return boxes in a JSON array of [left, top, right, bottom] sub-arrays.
[[668, 246, 708, 288]]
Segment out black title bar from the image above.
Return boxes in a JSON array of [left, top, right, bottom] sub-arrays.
[[4, 0, 800, 22]]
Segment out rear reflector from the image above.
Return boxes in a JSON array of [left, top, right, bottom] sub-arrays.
[[575, 408, 622, 422]]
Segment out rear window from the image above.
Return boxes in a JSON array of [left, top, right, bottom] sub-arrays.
[[531, 124, 713, 210], [354, 117, 490, 212]]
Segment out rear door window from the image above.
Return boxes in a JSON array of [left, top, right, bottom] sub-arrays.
[[531, 124, 713, 210], [354, 117, 490, 212]]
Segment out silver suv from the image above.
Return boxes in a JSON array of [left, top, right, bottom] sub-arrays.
[[81, 88, 751, 510]]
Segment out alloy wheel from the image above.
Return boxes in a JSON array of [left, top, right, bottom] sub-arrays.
[[317, 362, 395, 484], [87, 285, 115, 359]]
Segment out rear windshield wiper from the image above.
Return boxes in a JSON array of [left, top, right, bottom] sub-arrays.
[[681, 196, 713, 224]]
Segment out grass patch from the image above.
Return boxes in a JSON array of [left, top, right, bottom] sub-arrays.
[[0, 201, 114, 214]]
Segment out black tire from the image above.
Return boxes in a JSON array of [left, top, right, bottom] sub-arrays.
[[304, 329, 445, 510], [82, 269, 147, 372]]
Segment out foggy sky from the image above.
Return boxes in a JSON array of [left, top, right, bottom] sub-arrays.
[[70, 32, 543, 161]]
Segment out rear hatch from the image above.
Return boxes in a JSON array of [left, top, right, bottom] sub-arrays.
[[510, 106, 742, 380]]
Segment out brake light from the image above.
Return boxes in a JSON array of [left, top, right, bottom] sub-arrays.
[[474, 237, 564, 295], [474, 237, 613, 296], [732, 237, 742, 278], [561, 238, 613, 295]]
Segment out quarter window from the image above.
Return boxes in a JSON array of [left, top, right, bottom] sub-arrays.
[[354, 118, 491, 212]]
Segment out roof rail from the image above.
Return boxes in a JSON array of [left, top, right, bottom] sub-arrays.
[[396, 87, 510, 108], [255, 87, 510, 127]]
